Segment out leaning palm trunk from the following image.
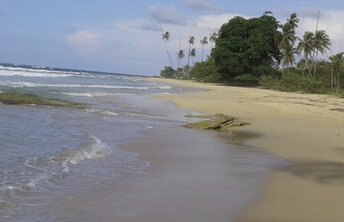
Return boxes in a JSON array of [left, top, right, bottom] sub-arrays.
[[187, 43, 191, 67], [337, 73, 341, 94], [164, 40, 174, 69], [313, 49, 319, 80], [305, 61, 311, 76], [201, 45, 205, 62], [331, 67, 334, 91]]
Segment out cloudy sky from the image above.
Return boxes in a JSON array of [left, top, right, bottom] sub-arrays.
[[0, 0, 343, 75]]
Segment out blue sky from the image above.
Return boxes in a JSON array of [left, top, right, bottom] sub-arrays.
[[0, 0, 343, 75]]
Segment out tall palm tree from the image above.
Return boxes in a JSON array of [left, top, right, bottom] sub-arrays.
[[209, 32, 218, 48], [162, 32, 174, 68], [177, 50, 185, 69], [297, 31, 315, 75], [187, 36, 195, 67], [329, 52, 344, 93], [190, 48, 196, 64], [279, 13, 299, 68], [313, 30, 331, 79], [200, 37, 208, 62]]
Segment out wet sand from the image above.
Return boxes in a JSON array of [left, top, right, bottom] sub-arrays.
[[148, 78, 344, 222], [55, 127, 283, 222]]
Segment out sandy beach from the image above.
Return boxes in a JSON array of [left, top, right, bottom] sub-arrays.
[[148, 78, 344, 222]]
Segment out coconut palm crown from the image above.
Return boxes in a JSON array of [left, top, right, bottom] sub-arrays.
[[200, 37, 209, 62]]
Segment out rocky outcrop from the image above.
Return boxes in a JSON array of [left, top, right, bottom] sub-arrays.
[[185, 113, 249, 131]]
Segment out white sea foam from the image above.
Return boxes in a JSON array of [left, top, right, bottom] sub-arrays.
[[61, 92, 116, 97], [0, 70, 74, 78], [102, 111, 119, 116], [0, 65, 88, 78], [156, 85, 172, 89], [66, 134, 112, 164], [0, 81, 152, 89], [86, 108, 119, 116], [0, 134, 112, 196]]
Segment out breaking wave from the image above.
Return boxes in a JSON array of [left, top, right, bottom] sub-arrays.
[[0, 134, 111, 198], [0, 65, 85, 78], [0, 81, 154, 89]]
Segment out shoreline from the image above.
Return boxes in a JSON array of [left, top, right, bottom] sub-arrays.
[[148, 78, 344, 222], [47, 98, 283, 222]]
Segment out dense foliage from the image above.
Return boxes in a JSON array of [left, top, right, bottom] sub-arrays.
[[212, 15, 281, 81], [189, 58, 221, 83]]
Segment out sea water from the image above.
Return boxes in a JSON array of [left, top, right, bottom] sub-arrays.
[[0, 63, 194, 221]]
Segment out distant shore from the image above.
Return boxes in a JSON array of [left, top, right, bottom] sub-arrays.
[[148, 78, 344, 222]]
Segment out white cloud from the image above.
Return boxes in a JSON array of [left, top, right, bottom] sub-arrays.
[[148, 5, 186, 25], [184, 0, 216, 12], [136, 22, 163, 32], [65, 30, 100, 53], [189, 13, 242, 31]]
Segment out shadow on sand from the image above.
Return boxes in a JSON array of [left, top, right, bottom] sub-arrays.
[[284, 159, 344, 185]]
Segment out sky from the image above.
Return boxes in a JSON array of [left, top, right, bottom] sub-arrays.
[[0, 0, 343, 76]]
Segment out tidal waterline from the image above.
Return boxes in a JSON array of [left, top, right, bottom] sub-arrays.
[[0, 64, 285, 221]]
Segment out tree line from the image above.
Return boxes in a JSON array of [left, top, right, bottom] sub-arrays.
[[160, 32, 217, 77], [160, 12, 344, 95]]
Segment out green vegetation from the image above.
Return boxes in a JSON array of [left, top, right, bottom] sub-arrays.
[[190, 58, 221, 83], [159, 11, 344, 96], [260, 71, 327, 93], [212, 14, 281, 81], [0, 92, 87, 108]]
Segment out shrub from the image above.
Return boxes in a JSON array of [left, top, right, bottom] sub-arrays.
[[232, 74, 259, 86], [160, 66, 175, 78], [253, 65, 282, 78], [190, 58, 222, 83], [260, 70, 328, 93]]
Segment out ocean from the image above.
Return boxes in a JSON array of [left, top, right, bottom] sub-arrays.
[[0, 63, 193, 220], [0, 63, 284, 222]]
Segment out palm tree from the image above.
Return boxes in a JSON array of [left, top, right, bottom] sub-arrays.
[[297, 31, 315, 75], [190, 48, 196, 64], [177, 50, 185, 69], [187, 36, 195, 67], [279, 13, 299, 68], [162, 32, 174, 68], [200, 37, 208, 62], [287, 13, 299, 30], [209, 32, 218, 48], [329, 52, 344, 93], [313, 30, 331, 79], [281, 45, 298, 68]]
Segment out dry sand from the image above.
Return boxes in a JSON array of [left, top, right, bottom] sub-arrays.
[[149, 78, 344, 222]]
